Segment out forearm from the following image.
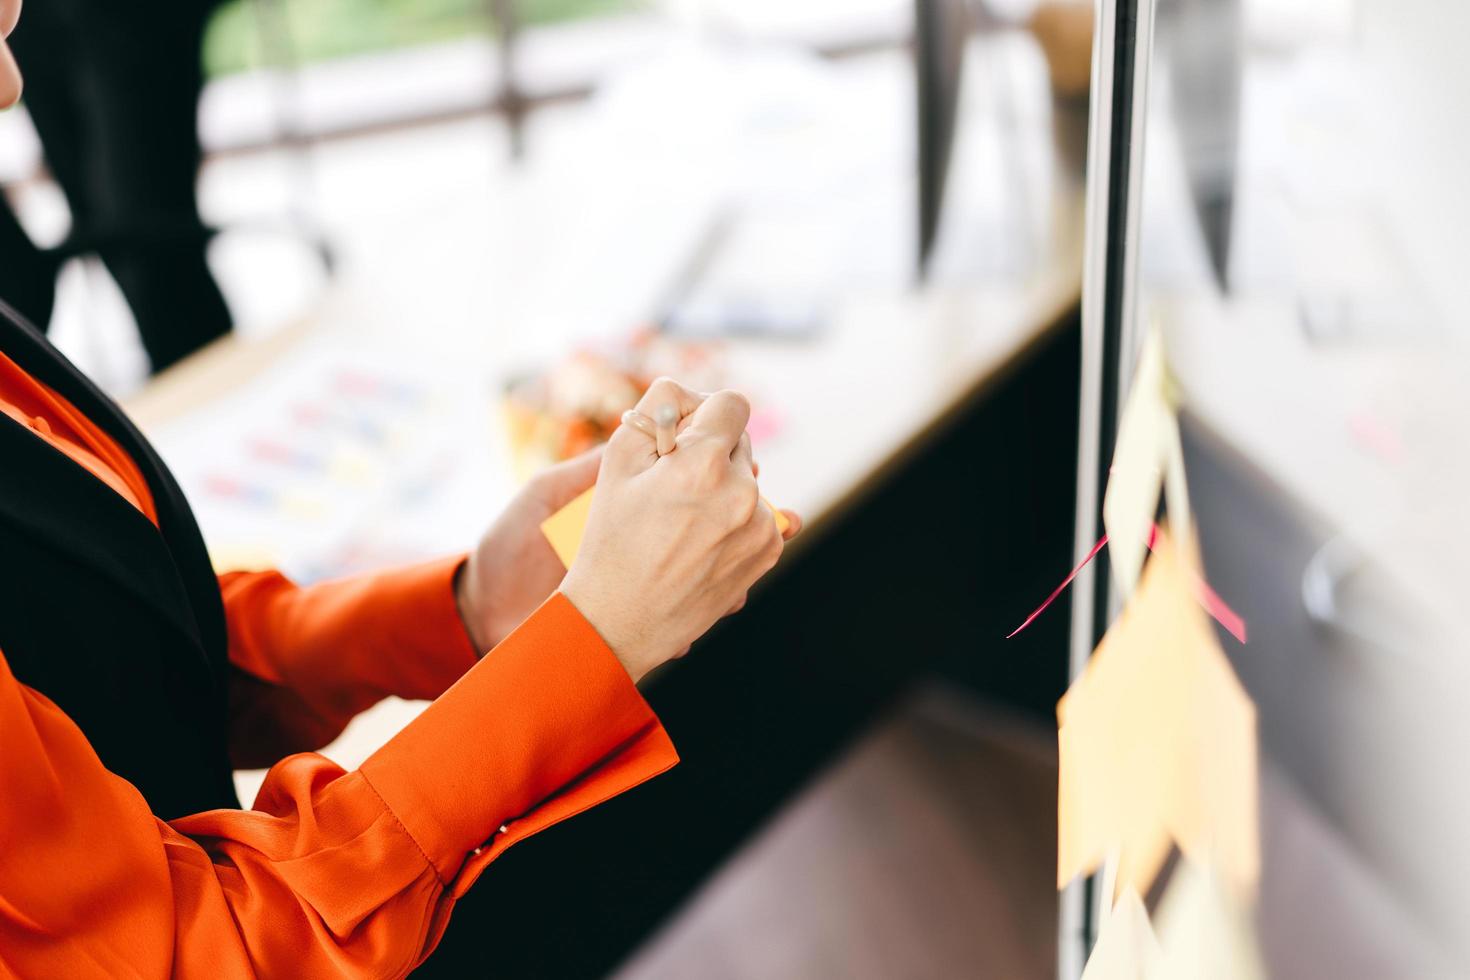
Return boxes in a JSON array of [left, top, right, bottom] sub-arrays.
[[1, 597, 677, 976], [220, 556, 479, 758]]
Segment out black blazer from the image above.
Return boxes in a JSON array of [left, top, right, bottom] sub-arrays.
[[0, 301, 240, 819]]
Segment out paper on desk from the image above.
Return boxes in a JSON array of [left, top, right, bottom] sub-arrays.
[[1057, 529, 1259, 899], [1149, 858, 1265, 980], [1081, 888, 1161, 980], [1103, 326, 1189, 597], [542, 486, 790, 569], [144, 340, 502, 582]]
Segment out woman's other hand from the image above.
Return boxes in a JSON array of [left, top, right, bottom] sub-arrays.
[[561, 378, 800, 683], [455, 447, 604, 654]]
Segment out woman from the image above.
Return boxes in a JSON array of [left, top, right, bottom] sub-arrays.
[[0, 0, 232, 372], [0, 5, 800, 974]]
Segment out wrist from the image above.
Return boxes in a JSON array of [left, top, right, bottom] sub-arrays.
[[453, 559, 492, 655], [557, 580, 658, 684]]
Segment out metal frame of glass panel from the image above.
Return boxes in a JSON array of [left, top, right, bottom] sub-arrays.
[[1059, 0, 1157, 973]]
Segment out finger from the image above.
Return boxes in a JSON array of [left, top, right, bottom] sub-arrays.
[[531, 446, 604, 508], [723, 593, 748, 617], [777, 508, 802, 540], [655, 405, 678, 456], [619, 409, 657, 440], [605, 402, 668, 475], [731, 431, 754, 474], [605, 423, 656, 474], [634, 377, 707, 427], [683, 389, 751, 457]]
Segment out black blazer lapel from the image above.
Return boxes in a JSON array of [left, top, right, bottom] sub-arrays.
[[0, 301, 227, 672], [0, 419, 209, 648]]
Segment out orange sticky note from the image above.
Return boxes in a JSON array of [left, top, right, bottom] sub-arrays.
[[1056, 528, 1259, 900], [540, 486, 790, 570]]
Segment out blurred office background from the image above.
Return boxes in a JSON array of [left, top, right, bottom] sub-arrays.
[[0, 2, 1090, 974], [1, 0, 1465, 975], [0, 0, 999, 390]]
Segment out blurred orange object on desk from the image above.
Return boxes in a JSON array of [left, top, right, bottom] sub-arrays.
[[502, 329, 724, 479]]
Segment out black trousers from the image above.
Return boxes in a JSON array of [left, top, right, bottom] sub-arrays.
[[1, 0, 231, 372]]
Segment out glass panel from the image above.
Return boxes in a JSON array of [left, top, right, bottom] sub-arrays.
[[1128, 0, 1470, 971], [1135, 0, 1468, 342]]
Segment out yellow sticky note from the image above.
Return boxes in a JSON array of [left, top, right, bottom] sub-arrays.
[[1057, 528, 1259, 900], [540, 486, 597, 569], [769, 500, 793, 536], [540, 486, 790, 570], [1103, 325, 1186, 597], [1081, 888, 1161, 980]]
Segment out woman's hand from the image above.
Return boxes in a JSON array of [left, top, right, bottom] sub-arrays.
[[455, 448, 604, 654], [560, 378, 801, 683]]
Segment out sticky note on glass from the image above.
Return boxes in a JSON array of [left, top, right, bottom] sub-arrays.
[[1149, 858, 1265, 980], [1056, 529, 1258, 900], [1103, 324, 1189, 598], [1079, 861, 1263, 980], [1081, 888, 1160, 980], [541, 486, 790, 569]]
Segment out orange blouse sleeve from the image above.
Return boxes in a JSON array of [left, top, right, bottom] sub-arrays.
[[219, 556, 481, 768], [0, 593, 678, 978]]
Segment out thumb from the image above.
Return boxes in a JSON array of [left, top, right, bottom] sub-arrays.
[[531, 446, 605, 508]]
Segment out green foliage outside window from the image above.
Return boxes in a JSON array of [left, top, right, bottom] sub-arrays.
[[204, 0, 650, 78]]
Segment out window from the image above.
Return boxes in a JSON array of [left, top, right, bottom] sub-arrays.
[[203, 0, 652, 78]]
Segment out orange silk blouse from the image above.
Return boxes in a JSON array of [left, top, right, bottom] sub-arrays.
[[0, 348, 678, 977]]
